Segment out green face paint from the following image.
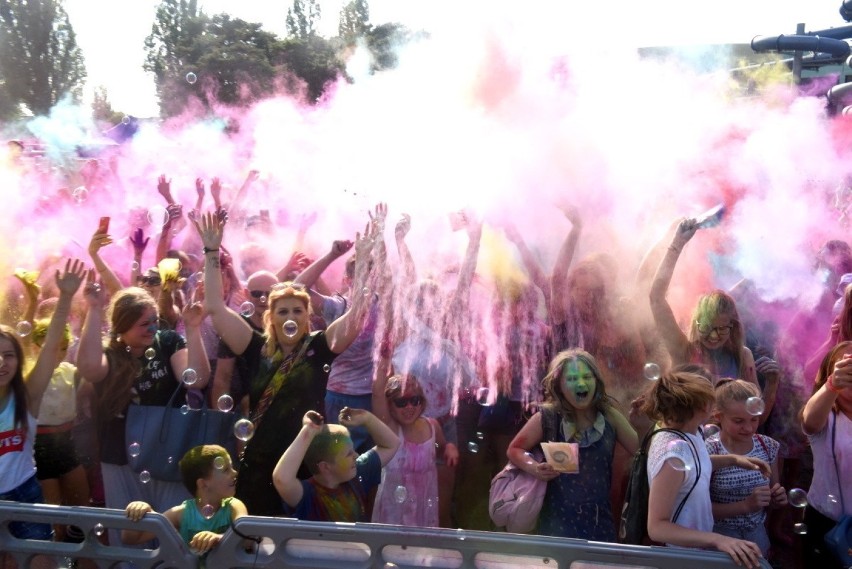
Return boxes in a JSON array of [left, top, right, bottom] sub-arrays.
[[560, 359, 596, 409]]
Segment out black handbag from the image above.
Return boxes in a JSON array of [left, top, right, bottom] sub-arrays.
[[125, 384, 238, 482]]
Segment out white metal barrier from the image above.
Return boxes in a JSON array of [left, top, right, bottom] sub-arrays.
[[0, 501, 772, 569]]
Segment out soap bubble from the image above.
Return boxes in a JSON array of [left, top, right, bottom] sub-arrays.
[[793, 522, 808, 535], [745, 396, 765, 416], [323, 364, 330, 372], [217, 394, 234, 412], [180, 405, 189, 415], [200, 504, 215, 519], [788, 488, 809, 508], [393, 485, 407, 503], [702, 424, 721, 439], [475, 387, 490, 405], [93, 523, 105, 537], [182, 368, 198, 386], [234, 419, 255, 441], [128, 442, 141, 458], [186, 72, 197, 84], [144, 347, 156, 359], [283, 320, 299, 338], [476, 431, 484, 440], [147, 205, 169, 227], [362, 287, 370, 297], [131, 261, 140, 271], [167, 456, 174, 464], [664, 439, 692, 472], [15, 321, 32, 337], [139, 470, 151, 484], [213, 456, 226, 470], [72, 186, 88, 204], [456, 528, 466, 541], [643, 362, 661, 381], [467, 441, 479, 453], [239, 302, 255, 317]]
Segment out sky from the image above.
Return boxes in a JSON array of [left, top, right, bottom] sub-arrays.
[[63, 0, 848, 117]]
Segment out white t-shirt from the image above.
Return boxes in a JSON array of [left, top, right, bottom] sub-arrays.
[[647, 430, 714, 541], [37, 361, 77, 426], [0, 395, 37, 494], [807, 411, 852, 520]]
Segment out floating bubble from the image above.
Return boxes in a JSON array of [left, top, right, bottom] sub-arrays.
[[144, 347, 156, 360], [217, 394, 234, 412], [456, 528, 466, 541], [475, 387, 490, 405], [259, 295, 267, 304], [186, 72, 197, 84], [128, 442, 141, 458], [362, 287, 370, 297], [72, 186, 88, 204], [121, 115, 131, 125], [239, 302, 255, 317], [15, 321, 32, 337], [283, 320, 299, 338], [476, 431, 484, 440], [793, 522, 808, 535], [425, 498, 436, 510], [139, 470, 151, 483], [393, 485, 407, 504], [702, 424, 721, 439], [182, 368, 198, 386], [180, 405, 189, 415], [643, 362, 661, 381], [664, 439, 693, 472], [234, 418, 255, 441], [200, 504, 215, 519], [147, 205, 169, 227], [788, 488, 809, 508], [323, 364, 330, 372], [467, 441, 479, 454], [167, 456, 174, 464], [93, 523, 105, 537], [131, 261, 140, 271], [745, 396, 765, 416], [213, 456, 226, 470]]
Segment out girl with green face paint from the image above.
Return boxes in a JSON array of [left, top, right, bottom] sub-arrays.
[[506, 349, 639, 540]]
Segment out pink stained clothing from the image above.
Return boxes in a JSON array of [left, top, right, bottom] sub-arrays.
[[371, 418, 439, 528]]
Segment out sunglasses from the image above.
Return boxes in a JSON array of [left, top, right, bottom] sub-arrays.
[[250, 290, 270, 299], [392, 395, 423, 408], [138, 276, 162, 286]]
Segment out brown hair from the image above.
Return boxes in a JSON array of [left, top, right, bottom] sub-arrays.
[[262, 283, 311, 357], [714, 379, 761, 411], [541, 349, 613, 421], [385, 374, 428, 413], [687, 290, 748, 379], [96, 288, 157, 418], [641, 370, 716, 426], [179, 444, 231, 495], [0, 326, 29, 432]]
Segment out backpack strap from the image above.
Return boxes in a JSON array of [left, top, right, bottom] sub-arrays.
[[644, 427, 702, 524], [755, 433, 770, 458]]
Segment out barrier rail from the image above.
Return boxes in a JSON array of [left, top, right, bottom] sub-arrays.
[[0, 501, 772, 569]]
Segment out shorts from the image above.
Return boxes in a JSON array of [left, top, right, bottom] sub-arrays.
[[0, 475, 53, 540], [34, 428, 80, 480]]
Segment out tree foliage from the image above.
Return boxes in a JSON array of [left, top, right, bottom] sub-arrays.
[[0, 0, 86, 116], [91, 85, 123, 125], [338, 0, 371, 41], [286, 0, 321, 39]]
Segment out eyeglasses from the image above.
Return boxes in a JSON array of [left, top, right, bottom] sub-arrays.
[[696, 322, 734, 337], [250, 290, 270, 299], [392, 395, 423, 408], [138, 276, 162, 287]]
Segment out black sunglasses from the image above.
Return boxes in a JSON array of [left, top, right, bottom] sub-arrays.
[[138, 275, 162, 286], [392, 395, 423, 408], [250, 290, 270, 299]]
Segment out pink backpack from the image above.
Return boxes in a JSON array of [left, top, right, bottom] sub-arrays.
[[489, 451, 547, 533]]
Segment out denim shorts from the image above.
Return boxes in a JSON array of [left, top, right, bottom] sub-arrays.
[[0, 475, 53, 540]]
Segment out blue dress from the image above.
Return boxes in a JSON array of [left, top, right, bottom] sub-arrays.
[[537, 406, 616, 540]]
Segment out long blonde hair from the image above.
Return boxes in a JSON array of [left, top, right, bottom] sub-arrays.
[[262, 283, 312, 357]]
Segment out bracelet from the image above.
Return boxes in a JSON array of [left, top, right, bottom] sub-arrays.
[[203, 247, 219, 254], [826, 375, 842, 393]]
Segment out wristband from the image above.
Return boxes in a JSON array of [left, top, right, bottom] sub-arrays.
[[826, 375, 842, 393], [203, 247, 219, 254]]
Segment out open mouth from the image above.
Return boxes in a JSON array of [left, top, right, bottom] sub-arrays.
[[575, 390, 589, 400]]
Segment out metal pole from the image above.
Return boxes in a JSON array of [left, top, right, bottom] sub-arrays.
[[792, 22, 805, 83]]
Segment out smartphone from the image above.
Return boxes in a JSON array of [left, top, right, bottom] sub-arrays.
[[97, 216, 110, 234]]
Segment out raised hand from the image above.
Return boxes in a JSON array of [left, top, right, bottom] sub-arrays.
[[330, 239, 354, 258], [395, 213, 411, 240], [82, 270, 106, 308], [157, 174, 174, 203], [303, 410, 324, 429], [182, 301, 206, 329], [672, 218, 699, 249], [129, 228, 149, 257], [195, 177, 205, 199], [88, 231, 113, 257], [559, 204, 582, 227], [368, 202, 387, 233], [191, 212, 225, 251], [55, 259, 87, 297], [210, 177, 222, 204]]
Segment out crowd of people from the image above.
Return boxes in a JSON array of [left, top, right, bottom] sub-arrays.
[[1, 164, 851, 569]]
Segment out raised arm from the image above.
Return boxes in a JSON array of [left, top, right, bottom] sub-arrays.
[[192, 212, 253, 356], [76, 271, 110, 383], [550, 206, 582, 325], [293, 239, 353, 314], [803, 354, 852, 434], [169, 302, 211, 390], [371, 356, 394, 427], [272, 411, 324, 507], [12, 269, 40, 344], [325, 228, 374, 354], [26, 259, 87, 416], [649, 219, 696, 365], [87, 231, 123, 297], [503, 221, 551, 314], [394, 214, 416, 288], [129, 228, 149, 287], [446, 212, 482, 313]]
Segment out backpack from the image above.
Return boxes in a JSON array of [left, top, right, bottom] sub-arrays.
[[619, 428, 700, 545], [489, 447, 547, 533]]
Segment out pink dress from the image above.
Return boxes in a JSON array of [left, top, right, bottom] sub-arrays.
[[371, 418, 439, 527]]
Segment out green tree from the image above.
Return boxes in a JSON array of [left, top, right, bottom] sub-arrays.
[[286, 0, 320, 39], [366, 23, 413, 72], [0, 0, 86, 116], [279, 34, 342, 102], [91, 85, 123, 124], [338, 0, 371, 41]]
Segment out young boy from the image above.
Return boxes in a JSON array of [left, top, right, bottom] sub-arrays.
[[122, 445, 247, 555], [272, 407, 400, 521]]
